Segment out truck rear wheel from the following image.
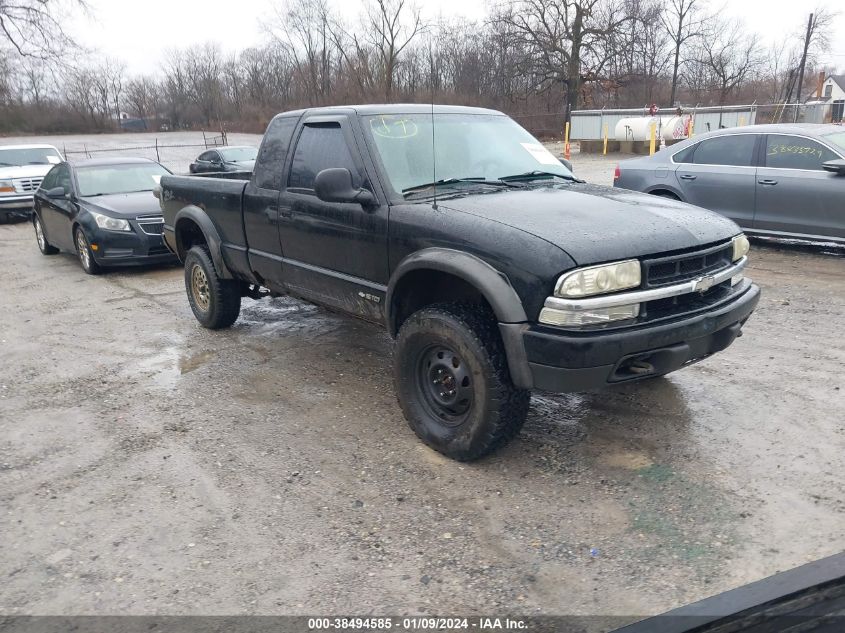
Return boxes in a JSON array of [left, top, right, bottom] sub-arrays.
[[184, 246, 241, 329], [394, 303, 530, 461]]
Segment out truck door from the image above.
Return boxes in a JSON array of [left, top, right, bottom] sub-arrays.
[[277, 115, 389, 322], [242, 115, 299, 285]]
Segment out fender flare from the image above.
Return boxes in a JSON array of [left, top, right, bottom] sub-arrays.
[[173, 206, 233, 279], [386, 248, 528, 333], [386, 248, 533, 389]]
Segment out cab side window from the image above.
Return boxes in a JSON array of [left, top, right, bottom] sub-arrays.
[[253, 116, 298, 191], [288, 123, 359, 191], [199, 151, 217, 162], [765, 135, 839, 171], [693, 135, 757, 167]]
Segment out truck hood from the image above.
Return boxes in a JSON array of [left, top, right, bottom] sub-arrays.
[[0, 164, 54, 179], [80, 191, 161, 217], [439, 183, 740, 265]]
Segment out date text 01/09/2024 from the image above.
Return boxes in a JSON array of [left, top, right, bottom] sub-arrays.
[[307, 617, 528, 630]]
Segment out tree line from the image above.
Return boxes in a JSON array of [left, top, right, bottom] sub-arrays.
[[0, 0, 839, 135]]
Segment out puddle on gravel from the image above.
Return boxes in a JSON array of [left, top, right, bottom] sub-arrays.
[[128, 346, 218, 389]]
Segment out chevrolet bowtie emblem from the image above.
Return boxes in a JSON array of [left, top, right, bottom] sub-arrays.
[[693, 274, 716, 293]]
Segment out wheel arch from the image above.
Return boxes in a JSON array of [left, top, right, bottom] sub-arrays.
[[173, 206, 233, 279], [386, 248, 528, 336], [645, 185, 684, 200]]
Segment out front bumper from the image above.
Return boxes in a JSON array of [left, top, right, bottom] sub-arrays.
[[85, 222, 178, 267], [502, 282, 760, 392], [0, 195, 34, 213]]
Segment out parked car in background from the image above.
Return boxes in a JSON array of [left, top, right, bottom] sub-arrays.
[[0, 144, 64, 222], [188, 146, 258, 174], [613, 124, 845, 244], [33, 157, 178, 274]]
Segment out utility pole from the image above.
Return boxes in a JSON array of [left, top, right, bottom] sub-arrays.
[[793, 12, 814, 121]]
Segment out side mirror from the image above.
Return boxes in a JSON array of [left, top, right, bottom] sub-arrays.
[[560, 157, 574, 172], [822, 159, 845, 176], [45, 187, 67, 199], [314, 168, 375, 207]]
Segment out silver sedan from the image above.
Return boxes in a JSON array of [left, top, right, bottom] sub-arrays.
[[613, 124, 845, 243]]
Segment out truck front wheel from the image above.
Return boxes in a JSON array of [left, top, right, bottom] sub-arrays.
[[184, 246, 241, 329], [394, 304, 530, 461]]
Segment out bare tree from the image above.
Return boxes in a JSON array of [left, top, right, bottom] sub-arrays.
[[660, 0, 707, 106], [362, 0, 425, 101], [492, 0, 630, 115], [693, 19, 762, 109], [0, 0, 88, 60]]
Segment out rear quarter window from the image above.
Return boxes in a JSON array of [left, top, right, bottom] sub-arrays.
[[253, 116, 298, 191]]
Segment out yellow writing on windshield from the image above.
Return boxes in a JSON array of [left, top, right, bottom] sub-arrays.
[[371, 116, 419, 139]]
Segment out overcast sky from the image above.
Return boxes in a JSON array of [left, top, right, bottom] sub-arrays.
[[70, 0, 845, 76]]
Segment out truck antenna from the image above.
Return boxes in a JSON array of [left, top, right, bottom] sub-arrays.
[[431, 98, 437, 210]]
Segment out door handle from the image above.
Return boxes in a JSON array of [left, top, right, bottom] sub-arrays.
[[679, 174, 697, 181], [758, 179, 778, 186], [278, 205, 293, 218], [265, 207, 279, 225]]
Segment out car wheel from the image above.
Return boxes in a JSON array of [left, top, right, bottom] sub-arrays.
[[75, 227, 102, 275], [34, 215, 58, 255], [651, 190, 680, 201], [184, 245, 241, 329], [394, 303, 530, 461]]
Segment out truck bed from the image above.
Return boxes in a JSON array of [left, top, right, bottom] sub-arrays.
[[159, 173, 250, 253]]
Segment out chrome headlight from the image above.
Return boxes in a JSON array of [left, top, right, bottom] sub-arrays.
[[555, 259, 641, 298], [732, 234, 750, 262], [0, 180, 15, 194], [90, 211, 131, 232]]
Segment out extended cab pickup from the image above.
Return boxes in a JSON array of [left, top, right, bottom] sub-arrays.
[[159, 105, 760, 461]]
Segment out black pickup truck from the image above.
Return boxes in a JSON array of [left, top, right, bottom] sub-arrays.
[[159, 105, 760, 461]]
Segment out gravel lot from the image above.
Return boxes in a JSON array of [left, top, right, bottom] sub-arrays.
[[1, 137, 844, 623]]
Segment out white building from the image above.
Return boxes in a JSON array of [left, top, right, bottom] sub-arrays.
[[808, 74, 845, 122]]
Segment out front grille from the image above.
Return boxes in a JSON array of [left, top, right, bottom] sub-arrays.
[[642, 242, 733, 288], [136, 215, 164, 235], [13, 177, 42, 193]]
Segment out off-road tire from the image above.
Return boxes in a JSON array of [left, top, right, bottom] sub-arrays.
[[75, 227, 102, 275], [394, 303, 530, 461], [184, 245, 241, 329], [34, 215, 58, 254]]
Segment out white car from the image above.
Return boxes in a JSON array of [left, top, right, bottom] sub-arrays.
[[0, 144, 64, 222]]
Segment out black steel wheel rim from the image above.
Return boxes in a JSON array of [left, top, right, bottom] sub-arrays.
[[415, 344, 474, 426]]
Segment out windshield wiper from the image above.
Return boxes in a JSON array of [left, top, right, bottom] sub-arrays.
[[499, 171, 583, 183], [0, 162, 15, 167], [402, 177, 515, 195]]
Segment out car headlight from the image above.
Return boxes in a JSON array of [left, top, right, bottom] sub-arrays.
[[732, 234, 749, 262], [90, 211, 131, 232], [0, 180, 15, 194], [555, 259, 641, 298]]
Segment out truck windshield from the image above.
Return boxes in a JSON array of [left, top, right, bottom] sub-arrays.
[[76, 163, 171, 197], [363, 113, 573, 195], [0, 147, 62, 167]]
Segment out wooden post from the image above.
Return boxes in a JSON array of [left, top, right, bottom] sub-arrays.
[[649, 122, 656, 156], [603, 124, 609, 155], [564, 121, 571, 160]]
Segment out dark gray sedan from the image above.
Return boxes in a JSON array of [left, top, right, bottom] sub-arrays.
[[189, 146, 257, 174], [613, 124, 845, 243]]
